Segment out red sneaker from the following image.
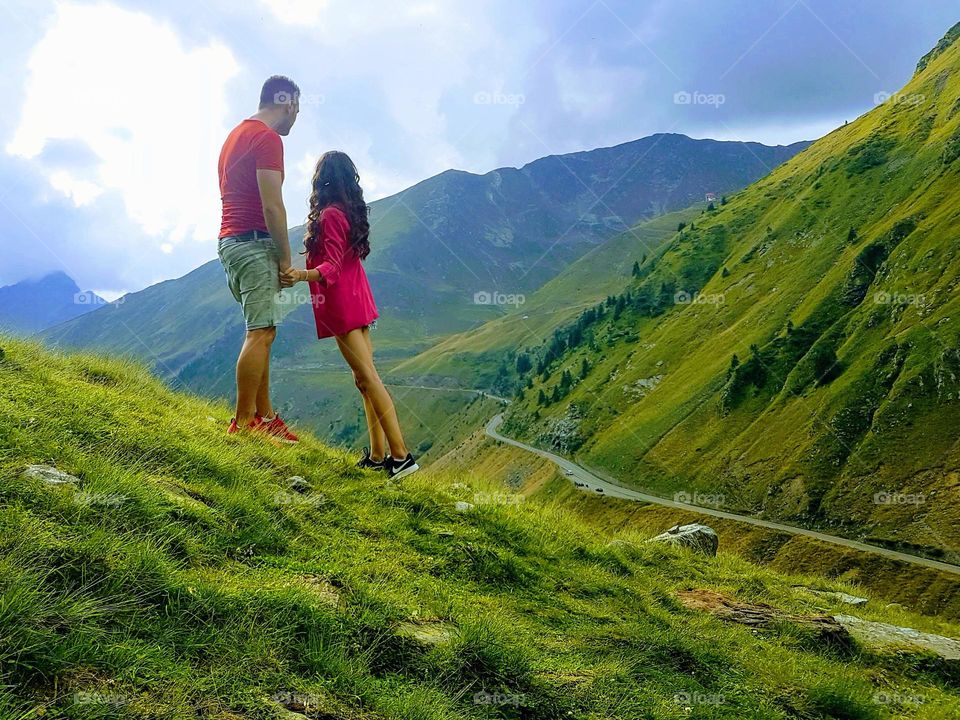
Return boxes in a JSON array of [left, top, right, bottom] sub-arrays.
[[227, 416, 265, 435], [260, 415, 300, 444]]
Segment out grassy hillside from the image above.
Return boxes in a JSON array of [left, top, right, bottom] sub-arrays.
[[4, 339, 960, 719], [499, 23, 960, 557], [435, 429, 960, 620]]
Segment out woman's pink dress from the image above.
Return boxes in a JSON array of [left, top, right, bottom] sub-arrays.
[[306, 205, 379, 339]]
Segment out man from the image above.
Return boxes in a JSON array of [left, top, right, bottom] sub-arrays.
[[217, 75, 300, 443]]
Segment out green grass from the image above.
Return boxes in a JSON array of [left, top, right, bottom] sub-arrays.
[[3, 338, 960, 718]]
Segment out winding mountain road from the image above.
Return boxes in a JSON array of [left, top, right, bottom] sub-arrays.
[[484, 414, 960, 576]]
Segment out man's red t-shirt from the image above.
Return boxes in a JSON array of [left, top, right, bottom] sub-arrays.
[[218, 119, 284, 238]]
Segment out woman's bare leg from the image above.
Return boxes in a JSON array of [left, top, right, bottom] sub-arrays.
[[361, 392, 388, 460], [360, 329, 388, 459], [336, 327, 409, 459]]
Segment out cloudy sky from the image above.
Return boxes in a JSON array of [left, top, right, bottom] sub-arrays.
[[1, 0, 956, 298]]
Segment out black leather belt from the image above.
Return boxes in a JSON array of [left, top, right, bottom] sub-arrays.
[[227, 229, 271, 241]]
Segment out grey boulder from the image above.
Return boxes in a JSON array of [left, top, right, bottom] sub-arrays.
[[648, 523, 718, 556], [23, 465, 79, 486]]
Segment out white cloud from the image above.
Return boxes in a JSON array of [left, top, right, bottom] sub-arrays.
[[257, 0, 528, 177], [6, 1, 240, 247], [258, 0, 329, 25], [47, 169, 103, 205], [695, 116, 844, 146]]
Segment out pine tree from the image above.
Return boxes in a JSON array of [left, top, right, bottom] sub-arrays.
[[631, 260, 641, 277], [515, 352, 532, 375]]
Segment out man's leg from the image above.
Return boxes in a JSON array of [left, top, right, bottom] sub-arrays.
[[255, 327, 277, 419], [235, 327, 276, 426]]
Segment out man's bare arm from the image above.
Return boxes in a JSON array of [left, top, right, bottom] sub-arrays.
[[256, 168, 292, 271]]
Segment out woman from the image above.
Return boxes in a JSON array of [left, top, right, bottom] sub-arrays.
[[281, 151, 419, 479]]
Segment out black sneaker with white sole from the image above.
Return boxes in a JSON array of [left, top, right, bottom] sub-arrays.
[[356, 447, 387, 472], [387, 453, 420, 480]]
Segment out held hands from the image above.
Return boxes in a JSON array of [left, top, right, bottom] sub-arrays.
[[279, 266, 306, 288]]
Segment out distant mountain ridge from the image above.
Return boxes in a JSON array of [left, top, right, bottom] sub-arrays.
[[0, 272, 104, 334]]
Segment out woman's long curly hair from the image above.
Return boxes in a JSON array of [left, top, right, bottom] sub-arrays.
[[304, 151, 371, 260]]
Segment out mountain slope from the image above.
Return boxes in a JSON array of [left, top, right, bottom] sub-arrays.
[[388, 205, 705, 391], [3, 337, 960, 718], [0, 272, 104, 334], [499, 23, 960, 557]]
